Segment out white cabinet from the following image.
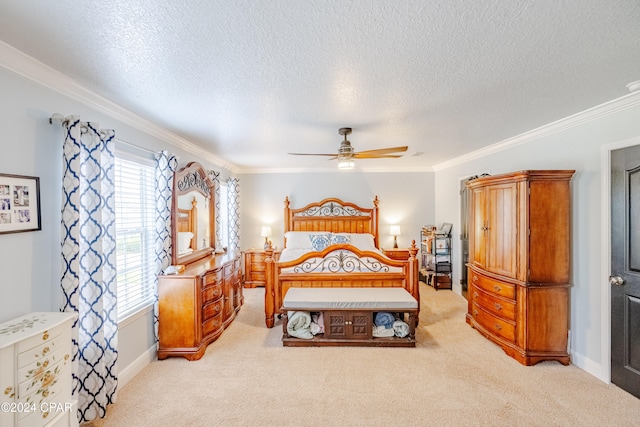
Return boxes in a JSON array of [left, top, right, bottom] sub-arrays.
[[0, 312, 78, 427]]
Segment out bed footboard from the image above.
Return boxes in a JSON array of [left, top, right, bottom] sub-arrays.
[[264, 241, 419, 328]]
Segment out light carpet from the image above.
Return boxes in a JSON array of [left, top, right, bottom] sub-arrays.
[[85, 283, 640, 426]]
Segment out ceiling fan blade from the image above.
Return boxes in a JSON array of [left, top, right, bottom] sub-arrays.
[[288, 153, 338, 156], [353, 153, 404, 159], [354, 146, 408, 156]]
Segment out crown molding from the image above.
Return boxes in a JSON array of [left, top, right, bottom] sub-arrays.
[[432, 91, 640, 171], [0, 41, 238, 173], [236, 165, 434, 174]]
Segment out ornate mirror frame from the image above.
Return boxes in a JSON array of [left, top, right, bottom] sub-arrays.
[[171, 162, 216, 265]]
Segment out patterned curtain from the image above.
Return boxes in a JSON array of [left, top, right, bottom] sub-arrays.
[[228, 178, 240, 251], [208, 170, 222, 246], [154, 151, 177, 341], [59, 116, 118, 423]]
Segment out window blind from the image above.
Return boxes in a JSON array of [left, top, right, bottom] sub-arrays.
[[114, 156, 156, 321]]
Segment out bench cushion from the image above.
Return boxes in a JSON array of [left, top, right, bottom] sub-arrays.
[[282, 287, 418, 310]]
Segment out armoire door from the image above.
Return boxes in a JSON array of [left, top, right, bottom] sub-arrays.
[[610, 144, 640, 399], [486, 183, 518, 279], [470, 187, 487, 270]]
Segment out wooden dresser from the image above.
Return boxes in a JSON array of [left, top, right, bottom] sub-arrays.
[[243, 249, 280, 288], [0, 312, 78, 427], [466, 170, 574, 366], [157, 251, 242, 360]]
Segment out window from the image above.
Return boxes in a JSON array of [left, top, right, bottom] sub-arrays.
[[219, 182, 229, 249], [114, 154, 156, 321]]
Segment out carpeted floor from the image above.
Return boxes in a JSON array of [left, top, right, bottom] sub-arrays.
[[85, 283, 640, 426]]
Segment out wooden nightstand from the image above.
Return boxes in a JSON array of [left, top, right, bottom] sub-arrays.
[[382, 248, 411, 261], [243, 249, 281, 288]]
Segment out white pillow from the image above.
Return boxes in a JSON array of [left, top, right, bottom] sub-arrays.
[[284, 231, 315, 249], [347, 233, 377, 251], [177, 232, 194, 253]]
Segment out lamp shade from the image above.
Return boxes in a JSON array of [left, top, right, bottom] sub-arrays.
[[390, 225, 401, 236], [260, 226, 272, 237]]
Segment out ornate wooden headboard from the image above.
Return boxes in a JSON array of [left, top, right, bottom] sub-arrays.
[[177, 196, 198, 251], [283, 196, 380, 247]]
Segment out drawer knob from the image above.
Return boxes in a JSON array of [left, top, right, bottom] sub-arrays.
[[473, 309, 478, 316], [494, 323, 502, 331], [42, 331, 49, 340], [473, 276, 478, 282], [42, 346, 50, 355], [493, 285, 502, 292], [494, 303, 502, 311], [473, 292, 479, 299]]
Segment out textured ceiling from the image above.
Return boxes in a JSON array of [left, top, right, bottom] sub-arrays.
[[1, 0, 639, 172]]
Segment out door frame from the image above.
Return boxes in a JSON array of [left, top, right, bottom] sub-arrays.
[[600, 135, 640, 384], [456, 172, 490, 295]]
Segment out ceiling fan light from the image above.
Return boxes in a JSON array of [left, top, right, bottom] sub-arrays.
[[338, 157, 355, 169]]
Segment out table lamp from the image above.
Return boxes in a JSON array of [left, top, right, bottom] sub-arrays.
[[390, 225, 401, 248]]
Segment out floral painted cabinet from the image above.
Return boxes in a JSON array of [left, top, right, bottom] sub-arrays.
[[0, 312, 78, 427]]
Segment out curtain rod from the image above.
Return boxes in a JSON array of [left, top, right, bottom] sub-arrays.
[[49, 113, 155, 155]]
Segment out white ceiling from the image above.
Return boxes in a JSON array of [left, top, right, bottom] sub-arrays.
[[1, 0, 639, 172]]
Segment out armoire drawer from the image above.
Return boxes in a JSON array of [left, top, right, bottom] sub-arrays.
[[471, 302, 516, 343], [471, 287, 516, 321], [470, 271, 515, 300]]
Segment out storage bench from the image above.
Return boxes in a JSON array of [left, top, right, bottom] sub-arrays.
[[280, 287, 418, 347]]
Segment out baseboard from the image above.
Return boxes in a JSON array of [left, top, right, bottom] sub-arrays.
[[571, 350, 608, 384], [118, 345, 157, 388]]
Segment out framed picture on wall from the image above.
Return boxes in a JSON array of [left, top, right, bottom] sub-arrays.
[[0, 173, 41, 234]]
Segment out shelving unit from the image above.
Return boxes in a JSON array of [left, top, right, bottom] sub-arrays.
[[419, 224, 452, 290]]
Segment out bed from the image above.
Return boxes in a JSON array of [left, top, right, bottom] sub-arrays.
[[263, 196, 420, 337], [176, 196, 198, 256]]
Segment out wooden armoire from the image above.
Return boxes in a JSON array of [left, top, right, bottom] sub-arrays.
[[466, 170, 574, 365]]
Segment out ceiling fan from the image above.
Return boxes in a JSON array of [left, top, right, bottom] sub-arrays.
[[288, 127, 408, 169]]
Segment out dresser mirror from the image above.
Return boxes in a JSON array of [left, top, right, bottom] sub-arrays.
[[172, 162, 216, 265]]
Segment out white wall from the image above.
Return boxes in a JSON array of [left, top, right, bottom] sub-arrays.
[[239, 171, 435, 252], [432, 95, 640, 380]]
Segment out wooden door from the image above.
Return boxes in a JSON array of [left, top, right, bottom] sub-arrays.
[[611, 144, 640, 398], [486, 183, 518, 278], [470, 187, 487, 269]]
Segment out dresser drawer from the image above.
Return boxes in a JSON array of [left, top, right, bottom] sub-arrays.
[[17, 342, 68, 387], [470, 271, 515, 300], [202, 313, 223, 337], [16, 355, 70, 418], [250, 261, 266, 274], [16, 322, 67, 358], [471, 302, 515, 343], [202, 283, 223, 303], [471, 287, 516, 321], [17, 328, 68, 369], [250, 271, 266, 283], [202, 299, 223, 321], [204, 269, 222, 286]]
